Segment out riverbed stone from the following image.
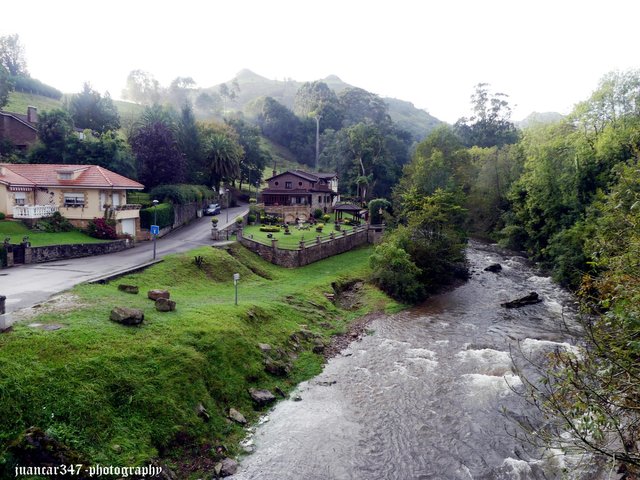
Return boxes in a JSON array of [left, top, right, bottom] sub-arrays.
[[109, 307, 144, 326], [228, 408, 247, 425], [501, 291, 542, 308], [118, 284, 139, 294], [248, 388, 276, 406], [214, 458, 238, 477], [148, 289, 170, 301], [484, 263, 502, 273], [155, 298, 176, 312]]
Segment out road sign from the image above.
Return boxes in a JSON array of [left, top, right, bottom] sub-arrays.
[[233, 273, 240, 284], [150, 225, 159, 235]]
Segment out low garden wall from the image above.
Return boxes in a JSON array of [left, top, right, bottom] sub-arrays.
[[238, 225, 376, 267], [26, 239, 133, 264]]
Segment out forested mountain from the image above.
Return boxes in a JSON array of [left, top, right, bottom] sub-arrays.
[[516, 111, 564, 128]]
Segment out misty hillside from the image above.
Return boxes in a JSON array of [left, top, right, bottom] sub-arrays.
[[208, 69, 442, 140], [517, 111, 564, 128]]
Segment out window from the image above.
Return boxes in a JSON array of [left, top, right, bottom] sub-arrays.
[[275, 181, 279, 186], [285, 181, 292, 189], [58, 172, 73, 180], [14, 192, 26, 206], [64, 192, 85, 207], [298, 181, 303, 186], [318, 195, 322, 203]]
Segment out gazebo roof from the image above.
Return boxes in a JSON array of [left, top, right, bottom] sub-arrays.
[[333, 202, 364, 212]]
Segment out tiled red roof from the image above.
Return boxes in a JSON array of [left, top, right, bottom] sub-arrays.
[[0, 164, 144, 189], [265, 170, 337, 183]]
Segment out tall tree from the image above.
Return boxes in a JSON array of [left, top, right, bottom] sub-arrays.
[[0, 34, 28, 77], [122, 70, 162, 105], [454, 83, 519, 148], [168, 77, 197, 109], [176, 103, 203, 183], [0, 65, 14, 108], [339, 87, 391, 128], [201, 124, 243, 190], [129, 106, 185, 189], [226, 118, 269, 190], [29, 109, 74, 163], [68, 83, 120, 133]]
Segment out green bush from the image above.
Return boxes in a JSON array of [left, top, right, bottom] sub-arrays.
[[322, 214, 331, 222], [140, 203, 174, 229], [0, 212, 5, 221], [149, 184, 213, 205], [235, 216, 243, 225], [85, 218, 117, 240], [370, 242, 425, 303], [259, 226, 280, 233], [11, 75, 63, 99], [35, 212, 75, 233], [247, 214, 256, 223], [313, 209, 323, 219], [127, 191, 152, 207], [369, 198, 392, 224]]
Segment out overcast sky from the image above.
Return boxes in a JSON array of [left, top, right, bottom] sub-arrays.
[[3, 0, 639, 123]]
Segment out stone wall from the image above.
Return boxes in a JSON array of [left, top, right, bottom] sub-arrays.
[[26, 239, 133, 264], [238, 225, 372, 268]]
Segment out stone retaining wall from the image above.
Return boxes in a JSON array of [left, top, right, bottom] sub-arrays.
[[26, 239, 133, 264], [238, 225, 374, 268]]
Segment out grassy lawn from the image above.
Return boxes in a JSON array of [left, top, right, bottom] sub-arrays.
[[243, 215, 362, 250], [0, 220, 108, 246], [0, 243, 401, 477]]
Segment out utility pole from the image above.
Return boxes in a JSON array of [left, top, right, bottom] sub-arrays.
[[314, 115, 321, 170]]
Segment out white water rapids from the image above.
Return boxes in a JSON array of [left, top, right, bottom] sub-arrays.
[[232, 241, 604, 479]]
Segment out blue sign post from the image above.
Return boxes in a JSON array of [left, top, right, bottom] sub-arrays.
[[151, 225, 159, 259]]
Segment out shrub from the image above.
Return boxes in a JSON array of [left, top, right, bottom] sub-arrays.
[[313, 209, 323, 219], [140, 203, 174, 229], [247, 214, 256, 223], [85, 217, 117, 240], [370, 242, 425, 303], [211, 217, 219, 224], [322, 214, 331, 222], [369, 198, 392, 224], [315, 223, 324, 231], [235, 216, 243, 225], [0, 212, 5, 221], [249, 198, 257, 204], [259, 226, 280, 233], [35, 212, 75, 232], [149, 184, 213, 205]]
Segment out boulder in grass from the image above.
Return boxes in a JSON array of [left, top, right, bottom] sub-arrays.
[[248, 388, 276, 407], [155, 298, 176, 312], [228, 408, 247, 425], [148, 289, 170, 301], [214, 458, 238, 477], [110, 307, 144, 326], [118, 284, 139, 294]]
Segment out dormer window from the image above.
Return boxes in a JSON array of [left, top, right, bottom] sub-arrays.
[[58, 171, 73, 180]]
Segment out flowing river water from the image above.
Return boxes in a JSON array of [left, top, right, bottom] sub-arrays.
[[232, 241, 603, 479]]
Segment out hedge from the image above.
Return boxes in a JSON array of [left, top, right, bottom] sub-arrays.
[[149, 184, 213, 205], [140, 203, 174, 229]]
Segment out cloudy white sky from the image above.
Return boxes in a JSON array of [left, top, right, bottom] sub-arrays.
[[3, 0, 639, 123]]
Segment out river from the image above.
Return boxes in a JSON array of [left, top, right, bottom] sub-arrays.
[[232, 241, 602, 479]]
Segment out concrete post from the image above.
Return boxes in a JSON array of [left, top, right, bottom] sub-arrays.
[[316, 236, 321, 245], [0, 295, 5, 315], [271, 238, 278, 250]]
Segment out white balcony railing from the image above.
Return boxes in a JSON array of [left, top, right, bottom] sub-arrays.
[[12, 204, 59, 219]]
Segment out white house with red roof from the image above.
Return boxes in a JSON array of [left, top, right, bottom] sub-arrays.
[[0, 163, 144, 238]]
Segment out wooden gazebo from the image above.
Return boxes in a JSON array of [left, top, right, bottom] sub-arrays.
[[333, 202, 366, 222]]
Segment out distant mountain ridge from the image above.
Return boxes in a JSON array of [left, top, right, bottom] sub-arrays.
[[208, 69, 443, 140]]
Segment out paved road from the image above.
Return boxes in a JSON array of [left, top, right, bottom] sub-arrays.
[[0, 204, 249, 318]]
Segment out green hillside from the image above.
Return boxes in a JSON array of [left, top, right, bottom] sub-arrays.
[[4, 91, 62, 114]]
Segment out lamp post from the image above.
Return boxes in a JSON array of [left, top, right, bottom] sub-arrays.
[[225, 188, 230, 224], [152, 199, 159, 260]]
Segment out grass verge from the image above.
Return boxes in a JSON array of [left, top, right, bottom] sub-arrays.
[[0, 221, 107, 246], [0, 243, 401, 478]]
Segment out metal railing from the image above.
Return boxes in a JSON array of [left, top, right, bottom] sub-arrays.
[[12, 204, 58, 219]]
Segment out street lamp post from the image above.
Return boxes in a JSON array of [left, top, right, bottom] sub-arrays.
[[225, 188, 230, 224], [152, 199, 159, 260]]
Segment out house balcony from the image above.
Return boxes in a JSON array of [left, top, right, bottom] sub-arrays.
[[108, 204, 142, 220], [12, 204, 59, 219]]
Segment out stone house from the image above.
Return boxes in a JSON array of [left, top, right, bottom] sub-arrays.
[[0, 163, 145, 238], [260, 170, 339, 222], [0, 106, 39, 150]]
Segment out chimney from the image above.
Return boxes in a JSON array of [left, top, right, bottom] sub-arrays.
[[27, 106, 38, 124]]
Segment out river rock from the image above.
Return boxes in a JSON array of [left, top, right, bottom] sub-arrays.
[[228, 408, 247, 425], [264, 357, 291, 376], [155, 298, 176, 312], [484, 263, 502, 273], [214, 458, 238, 477], [248, 388, 276, 406], [109, 307, 144, 326], [148, 289, 170, 301], [501, 291, 542, 308], [118, 284, 139, 294]]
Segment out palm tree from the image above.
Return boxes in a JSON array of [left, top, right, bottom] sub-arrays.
[[205, 132, 242, 190]]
